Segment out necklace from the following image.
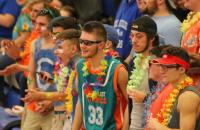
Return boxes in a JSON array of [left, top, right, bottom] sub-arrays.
[[156, 76, 194, 126], [180, 11, 200, 32], [65, 70, 75, 113], [54, 61, 69, 92], [82, 53, 111, 102], [127, 54, 151, 90], [54, 61, 75, 113]]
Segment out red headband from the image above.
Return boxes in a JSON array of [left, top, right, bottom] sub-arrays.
[[153, 54, 190, 69]]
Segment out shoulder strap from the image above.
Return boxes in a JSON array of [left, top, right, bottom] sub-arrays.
[[170, 86, 200, 129], [180, 86, 200, 96], [35, 38, 42, 51]]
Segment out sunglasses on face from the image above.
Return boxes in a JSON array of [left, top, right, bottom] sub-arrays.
[[79, 39, 102, 46]]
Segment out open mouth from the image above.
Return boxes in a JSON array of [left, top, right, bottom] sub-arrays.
[[81, 50, 89, 54]]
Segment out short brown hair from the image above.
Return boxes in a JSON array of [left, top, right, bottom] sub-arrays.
[[61, 5, 79, 19], [57, 29, 81, 51], [82, 21, 107, 42]]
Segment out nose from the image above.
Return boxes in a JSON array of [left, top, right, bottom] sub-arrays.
[[131, 37, 137, 45], [80, 42, 87, 48], [35, 24, 40, 31], [130, 34, 137, 44]]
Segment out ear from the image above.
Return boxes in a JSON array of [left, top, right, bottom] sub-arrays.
[[98, 41, 106, 50], [149, 37, 155, 50], [71, 45, 77, 54], [105, 41, 112, 50], [179, 67, 186, 74]]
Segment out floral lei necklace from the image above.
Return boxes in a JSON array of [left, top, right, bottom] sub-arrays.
[[156, 76, 194, 126], [127, 54, 151, 90], [54, 61, 75, 113], [65, 70, 75, 113], [54, 61, 69, 92], [82, 52, 111, 102], [104, 49, 119, 58], [180, 11, 200, 33]]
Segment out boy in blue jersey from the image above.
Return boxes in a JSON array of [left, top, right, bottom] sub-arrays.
[[22, 16, 81, 130], [72, 21, 129, 130], [24, 29, 81, 130], [21, 7, 60, 130]]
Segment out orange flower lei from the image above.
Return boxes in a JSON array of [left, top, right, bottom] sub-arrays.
[[156, 76, 194, 126], [82, 52, 110, 101]]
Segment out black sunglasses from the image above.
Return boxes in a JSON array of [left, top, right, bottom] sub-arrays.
[[79, 39, 102, 46]]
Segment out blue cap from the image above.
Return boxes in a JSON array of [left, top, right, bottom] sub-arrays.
[[103, 24, 119, 48]]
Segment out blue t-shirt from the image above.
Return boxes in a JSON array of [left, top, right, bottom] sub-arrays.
[[0, 0, 21, 39], [34, 38, 57, 92], [114, 0, 141, 59]]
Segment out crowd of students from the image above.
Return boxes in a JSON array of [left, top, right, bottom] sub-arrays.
[[0, 0, 199, 130]]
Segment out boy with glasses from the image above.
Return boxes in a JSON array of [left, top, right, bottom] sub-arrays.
[[147, 47, 200, 130], [72, 21, 129, 130]]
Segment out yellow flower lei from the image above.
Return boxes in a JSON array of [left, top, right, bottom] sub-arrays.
[[180, 11, 200, 32], [65, 70, 75, 113], [156, 76, 194, 126]]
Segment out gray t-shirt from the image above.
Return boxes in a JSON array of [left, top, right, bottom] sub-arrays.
[[152, 14, 181, 46]]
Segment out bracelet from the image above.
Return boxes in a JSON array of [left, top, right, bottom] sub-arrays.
[[45, 92, 55, 100]]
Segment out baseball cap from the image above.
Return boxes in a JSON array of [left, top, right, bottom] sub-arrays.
[[131, 16, 157, 36], [103, 24, 119, 48], [152, 54, 190, 69]]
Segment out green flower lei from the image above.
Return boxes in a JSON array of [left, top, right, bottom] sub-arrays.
[[54, 64, 69, 92], [127, 54, 151, 90]]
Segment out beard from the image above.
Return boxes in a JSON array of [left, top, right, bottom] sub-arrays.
[[82, 46, 99, 59], [143, 7, 157, 16], [143, 1, 158, 16]]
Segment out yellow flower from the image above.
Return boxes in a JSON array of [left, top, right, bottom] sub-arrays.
[[23, 23, 29, 31], [156, 76, 194, 126], [180, 12, 200, 32]]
